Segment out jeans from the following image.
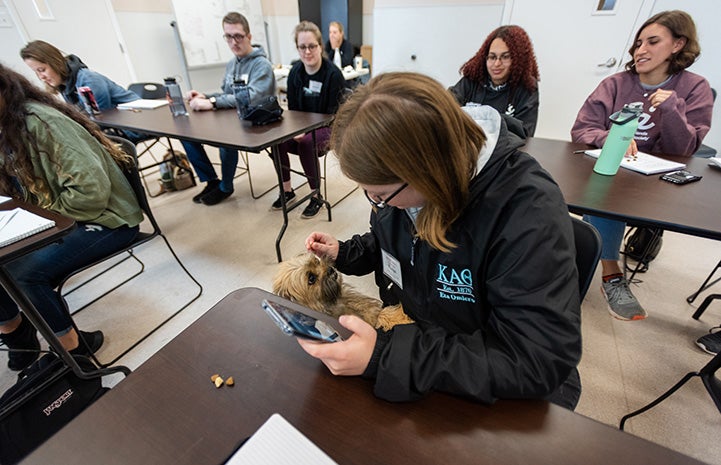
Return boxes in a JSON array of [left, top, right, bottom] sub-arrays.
[[180, 141, 237, 193], [273, 127, 331, 191], [584, 215, 625, 261], [0, 223, 139, 335]]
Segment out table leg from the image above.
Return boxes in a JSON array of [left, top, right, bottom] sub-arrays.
[[272, 143, 290, 263]]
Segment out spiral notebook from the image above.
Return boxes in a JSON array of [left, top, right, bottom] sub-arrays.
[[224, 414, 339, 465], [0, 208, 56, 248], [583, 149, 685, 175]]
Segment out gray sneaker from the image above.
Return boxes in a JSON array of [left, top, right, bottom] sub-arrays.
[[695, 326, 721, 355], [601, 276, 647, 321]]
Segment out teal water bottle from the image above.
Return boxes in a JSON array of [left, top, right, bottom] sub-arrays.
[[593, 102, 644, 176]]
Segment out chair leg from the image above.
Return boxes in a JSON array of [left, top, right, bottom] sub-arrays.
[[93, 233, 203, 368], [62, 252, 145, 316], [619, 371, 699, 430], [60, 237, 203, 368], [248, 149, 279, 199], [687, 260, 721, 304], [692, 294, 721, 320], [321, 152, 359, 208]]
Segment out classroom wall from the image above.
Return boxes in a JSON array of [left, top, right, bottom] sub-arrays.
[[1, 0, 717, 150]]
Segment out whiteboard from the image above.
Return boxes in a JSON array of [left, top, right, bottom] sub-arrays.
[[171, 0, 268, 69]]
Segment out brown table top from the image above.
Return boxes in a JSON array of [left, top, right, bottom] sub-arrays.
[[0, 199, 76, 264], [93, 107, 334, 152], [21, 288, 709, 465], [523, 138, 721, 240]]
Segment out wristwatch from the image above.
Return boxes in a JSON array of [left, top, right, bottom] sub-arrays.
[[209, 96, 217, 110]]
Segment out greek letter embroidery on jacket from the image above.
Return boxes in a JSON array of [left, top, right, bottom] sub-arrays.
[[436, 263, 476, 303]]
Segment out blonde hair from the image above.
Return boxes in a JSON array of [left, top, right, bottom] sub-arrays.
[[330, 72, 485, 252]]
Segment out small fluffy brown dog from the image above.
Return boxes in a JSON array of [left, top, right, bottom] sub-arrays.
[[272, 253, 413, 331]]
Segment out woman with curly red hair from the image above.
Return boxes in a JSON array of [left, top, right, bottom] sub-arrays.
[[449, 25, 540, 137]]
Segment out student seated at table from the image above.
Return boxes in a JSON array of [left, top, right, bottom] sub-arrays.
[[0, 64, 143, 371], [324, 21, 354, 69], [571, 10, 713, 321], [180, 12, 276, 206], [448, 25, 540, 137], [272, 21, 345, 219], [20, 40, 143, 143], [301, 72, 582, 410]]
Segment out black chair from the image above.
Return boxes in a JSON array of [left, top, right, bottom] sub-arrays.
[[693, 88, 717, 158], [572, 217, 602, 300], [619, 350, 721, 430], [59, 135, 203, 367]]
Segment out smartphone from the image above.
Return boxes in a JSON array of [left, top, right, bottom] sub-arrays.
[[659, 170, 702, 185], [261, 299, 350, 343]]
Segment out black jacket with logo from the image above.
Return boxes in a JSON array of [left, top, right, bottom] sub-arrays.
[[335, 119, 580, 404]]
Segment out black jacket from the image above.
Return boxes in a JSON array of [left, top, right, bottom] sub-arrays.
[[449, 77, 539, 138], [335, 118, 581, 404], [324, 38, 355, 68], [287, 59, 345, 114]]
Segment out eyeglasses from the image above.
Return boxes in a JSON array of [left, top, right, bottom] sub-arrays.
[[297, 44, 319, 53], [223, 33, 246, 43], [487, 53, 511, 64], [364, 183, 408, 209]]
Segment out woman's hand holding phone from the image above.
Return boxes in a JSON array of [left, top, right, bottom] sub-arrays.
[[297, 315, 376, 376]]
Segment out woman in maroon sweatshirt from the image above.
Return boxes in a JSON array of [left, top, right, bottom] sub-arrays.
[[571, 10, 713, 322]]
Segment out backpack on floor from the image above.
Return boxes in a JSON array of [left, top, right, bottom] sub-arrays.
[[0, 353, 108, 464], [158, 150, 194, 194], [623, 226, 664, 273]]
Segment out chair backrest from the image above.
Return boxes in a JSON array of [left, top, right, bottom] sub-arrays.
[[105, 135, 159, 231], [571, 217, 602, 300], [128, 82, 166, 100]]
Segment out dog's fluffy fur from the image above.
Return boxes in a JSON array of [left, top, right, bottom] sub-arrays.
[[272, 253, 413, 331]]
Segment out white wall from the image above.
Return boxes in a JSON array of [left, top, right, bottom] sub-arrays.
[[0, 2, 32, 80], [373, 2, 504, 87], [2, 0, 717, 150]]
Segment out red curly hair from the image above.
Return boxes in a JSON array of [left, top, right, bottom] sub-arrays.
[[459, 25, 539, 92]]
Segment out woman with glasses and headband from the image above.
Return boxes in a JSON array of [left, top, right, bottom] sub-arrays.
[[301, 72, 582, 410], [449, 25, 540, 137], [271, 21, 345, 219]]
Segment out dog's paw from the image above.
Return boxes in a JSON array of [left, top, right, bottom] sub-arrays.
[[374, 304, 414, 331]]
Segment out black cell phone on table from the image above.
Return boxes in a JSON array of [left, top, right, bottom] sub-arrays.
[[261, 299, 350, 342], [659, 170, 702, 185]]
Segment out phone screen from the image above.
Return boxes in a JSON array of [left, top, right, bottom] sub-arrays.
[[262, 299, 344, 342]]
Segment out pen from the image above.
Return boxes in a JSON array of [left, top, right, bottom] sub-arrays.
[[118, 107, 141, 112], [573, 150, 586, 154]]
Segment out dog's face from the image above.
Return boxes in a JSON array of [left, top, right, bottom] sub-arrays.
[[272, 254, 343, 311]]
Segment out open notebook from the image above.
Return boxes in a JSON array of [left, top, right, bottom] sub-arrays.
[[117, 99, 169, 110], [583, 149, 686, 175], [224, 414, 339, 465], [0, 208, 56, 248]]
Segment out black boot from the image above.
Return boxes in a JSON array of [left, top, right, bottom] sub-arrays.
[[0, 315, 40, 371], [69, 330, 104, 357]]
